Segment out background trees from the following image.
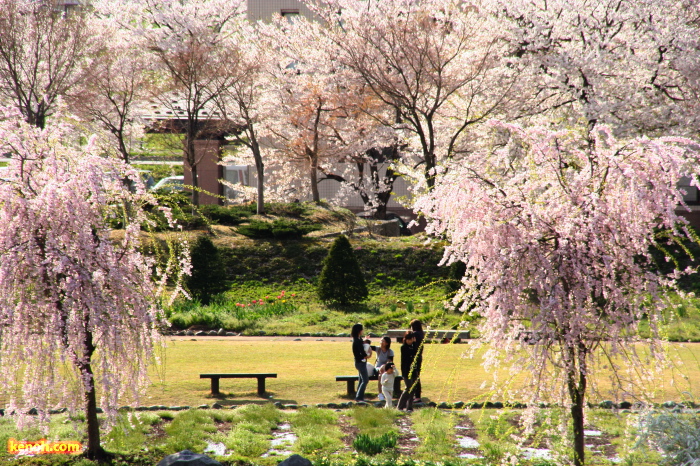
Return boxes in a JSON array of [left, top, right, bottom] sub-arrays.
[[116, 0, 246, 205], [214, 22, 276, 215], [0, 0, 96, 128], [315, 0, 518, 191], [494, 0, 700, 137], [71, 15, 152, 165]]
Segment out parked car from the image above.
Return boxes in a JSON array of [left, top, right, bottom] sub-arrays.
[[139, 170, 156, 190], [151, 176, 184, 192]]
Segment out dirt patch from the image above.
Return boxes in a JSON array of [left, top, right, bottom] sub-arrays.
[[148, 422, 168, 442], [214, 420, 232, 434], [455, 415, 480, 456], [584, 427, 618, 458], [337, 414, 360, 453], [396, 413, 418, 456]]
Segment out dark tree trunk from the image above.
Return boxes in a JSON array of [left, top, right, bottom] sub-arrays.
[[77, 329, 107, 461], [250, 136, 265, 215], [310, 157, 320, 203], [567, 345, 588, 466], [185, 128, 200, 206], [190, 162, 200, 206]]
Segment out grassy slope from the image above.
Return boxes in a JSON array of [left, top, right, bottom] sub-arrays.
[[160, 203, 700, 341]]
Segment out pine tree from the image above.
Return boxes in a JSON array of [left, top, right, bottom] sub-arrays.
[[317, 235, 368, 306], [187, 236, 228, 304]]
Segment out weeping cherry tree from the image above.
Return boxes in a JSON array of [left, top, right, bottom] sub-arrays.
[[416, 122, 700, 466], [0, 109, 188, 460]]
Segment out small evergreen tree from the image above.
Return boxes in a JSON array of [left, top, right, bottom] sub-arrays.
[[317, 235, 368, 305], [186, 236, 228, 304]]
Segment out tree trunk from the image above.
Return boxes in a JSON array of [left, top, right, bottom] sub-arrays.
[[78, 329, 107, 461], [185, 132, 200, 206], [310, 159, 320, 203], [190, 163, 200, 206], [251, 139, 265, 215], [567, 345, 588, 466]]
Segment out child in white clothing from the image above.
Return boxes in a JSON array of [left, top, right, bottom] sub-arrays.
[[381, 363, 396, 408]]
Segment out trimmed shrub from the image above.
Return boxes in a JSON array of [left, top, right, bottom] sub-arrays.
[[236, 219, 321, 239], [317, 235, 368, 305], [199, 204, 251, 226], [186, 236, 228, 304]]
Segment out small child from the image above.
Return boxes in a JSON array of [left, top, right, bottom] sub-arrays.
[[381, 362, 396, 408]]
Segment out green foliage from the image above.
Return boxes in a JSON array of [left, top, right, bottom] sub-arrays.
[[166, 293, 298, 330], [132, 163, 184, 182], [446, 261, 466, 293], [228, 403, 282, 432], [236, 219, 322, 239], [162, 410, 217, 454], [103, 413, 149, 453], [141, 191, 206, 231], [291, 407, 344, 457], [221, 404, 281, 459], [317, 235, 369, 306], [353, 433, 398, 456], [351, 406, 399, 437], [186, 236, 228, 304], [411, 409, 457, 460], [635, 410, 700, 465], [198, 204, 251, 226]]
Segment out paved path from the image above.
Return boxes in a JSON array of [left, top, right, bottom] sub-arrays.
[[167, 335, 353, 342]]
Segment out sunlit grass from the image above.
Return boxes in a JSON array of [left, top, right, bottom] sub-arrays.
[[161, 409, 217, 454], [138, 340, 700, 408], [411, 408, 457, 460], [289, 407, 343, 457], [350, 406, 399, 437]]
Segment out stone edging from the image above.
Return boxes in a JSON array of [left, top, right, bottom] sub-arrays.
[[2, 400, 698, 416]]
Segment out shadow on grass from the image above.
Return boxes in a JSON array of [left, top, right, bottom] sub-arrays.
[[206, 392, 299, 405]]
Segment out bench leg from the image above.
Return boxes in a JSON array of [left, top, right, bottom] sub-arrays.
[[393, 378, 402, 398], [346, 380, 356, 398], [210, 377, 220, 396], [257, 377, 266, 397]]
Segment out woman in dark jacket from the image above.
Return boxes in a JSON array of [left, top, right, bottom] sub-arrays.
[[410, 319, 425, 401], [351, 323, 369, 402], [397, 331, 417, 411]]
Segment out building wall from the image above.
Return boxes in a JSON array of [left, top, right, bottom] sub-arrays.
[[184, 140, 225, 205], [247, 0, 316, 21]]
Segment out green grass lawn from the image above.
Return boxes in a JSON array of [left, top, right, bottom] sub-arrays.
[[139, 340, 700, 407]]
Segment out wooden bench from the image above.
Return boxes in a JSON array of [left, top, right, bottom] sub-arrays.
[[336, 374, 403, 398], [385, 329, 471, 343], [200, 373, 277, 397]]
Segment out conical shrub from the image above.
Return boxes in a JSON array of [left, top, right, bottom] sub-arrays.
[[317, 235, 368, 305], [186, 235, 228, 304]]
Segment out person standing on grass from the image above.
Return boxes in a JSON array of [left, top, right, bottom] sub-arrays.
[[373, 336, 394, 402], [381, 362, 397, 408], [410, 319, 425, 402], [351, 323, 369, 402], [397, 331, 418, 411]]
